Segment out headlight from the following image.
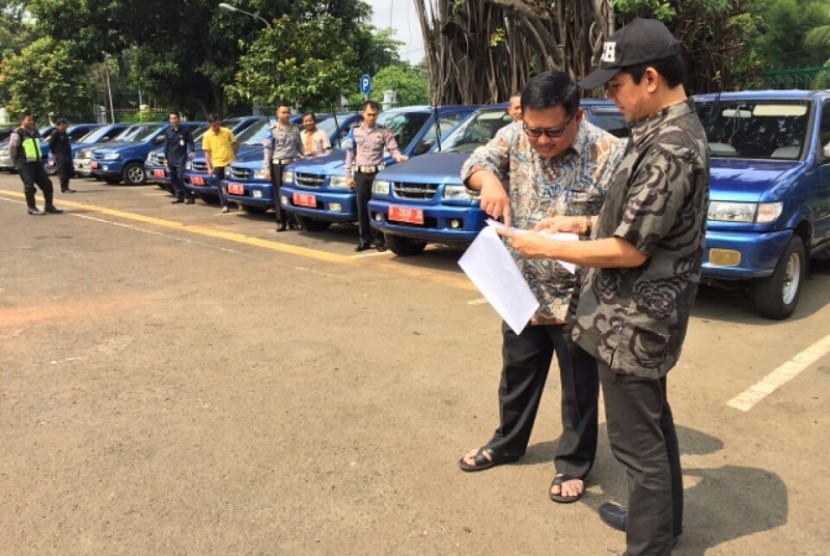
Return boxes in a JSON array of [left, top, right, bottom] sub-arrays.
[[79, 149, 91, 158], [707, 201, 782, 224], [282, 170, 294, 185], [372, 179, 390, 195], [253, 168, 268, 180], [443, 184, 477, 200], [186, 161, 193, 170], [145, 153, 154, 163], [330, 175, 349, 189], [102, 152, 120, 160]]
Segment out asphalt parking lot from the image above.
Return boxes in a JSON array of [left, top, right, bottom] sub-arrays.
[[1, 174, 829, 555]]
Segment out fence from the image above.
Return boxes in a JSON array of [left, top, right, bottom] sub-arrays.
[[760, 66, 830, 90]]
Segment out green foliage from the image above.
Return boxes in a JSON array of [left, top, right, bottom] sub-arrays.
[[371, 64, 429, 105], [0, 36, 91, 120], [752, 0, 830, 68], [613, 0, 677, 21], [227, 15, 359, 111]]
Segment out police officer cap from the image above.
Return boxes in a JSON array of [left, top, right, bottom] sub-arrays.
[[579, 18, 682, 90]]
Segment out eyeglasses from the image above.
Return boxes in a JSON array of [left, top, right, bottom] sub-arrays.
[[523, 115, 575, 139]]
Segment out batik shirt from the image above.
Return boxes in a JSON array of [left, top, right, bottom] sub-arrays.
[[461, 120, 624, 325], [573, 99, 710, 378]]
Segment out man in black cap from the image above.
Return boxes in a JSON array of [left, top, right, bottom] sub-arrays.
[[497, 18, 709, 555]]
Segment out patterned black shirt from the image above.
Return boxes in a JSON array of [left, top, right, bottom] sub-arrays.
[[572, 99, 709, 378]]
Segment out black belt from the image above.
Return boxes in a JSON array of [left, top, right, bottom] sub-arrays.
[[273, 158, 294, 165], [355, 164, 385, 174]]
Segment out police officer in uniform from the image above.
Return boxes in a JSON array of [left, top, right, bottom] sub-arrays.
[[165, 111, 196, 204], [8, 112, 62, 215], [264, 101, 304, 232], [48, 118, 76, 193], [344, 100, 408, 252]]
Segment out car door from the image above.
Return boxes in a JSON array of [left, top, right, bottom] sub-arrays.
[[812, 98, 830, 248]]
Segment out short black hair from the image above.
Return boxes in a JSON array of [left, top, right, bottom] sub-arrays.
[[207, 113, 220, 123], [19, 112, 33, 120], [363, 100, 380, 112], [277, 101, 291, 110], [56, 117, 69, 125], [302, 112, 317, 122], [619, 53, 686, 89], [521, 72, 580, 117], [169, 111, 181, 119]]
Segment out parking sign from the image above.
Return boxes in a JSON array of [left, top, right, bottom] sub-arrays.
[[360, 74, 372, 95]]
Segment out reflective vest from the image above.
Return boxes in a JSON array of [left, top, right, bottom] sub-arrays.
[[21, 136, 42, 162]]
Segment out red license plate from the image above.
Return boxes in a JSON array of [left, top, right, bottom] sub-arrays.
[[228, 183, 244, 195], [90, 161, 99, 169], [191, 176, 205, 186], [153, 169, 166, 178], [388, 205, 424, 225], [293, 192, 317, 208]]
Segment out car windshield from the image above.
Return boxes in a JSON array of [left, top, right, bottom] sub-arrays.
[[439, 109, 512, 154], [236, 119, 273, 145], [118, 124, 164, 143], [377, 111, 430, 151], [78, 126, 115, 144], [696, 100, 810, 160], [192, 124, 210, 142]]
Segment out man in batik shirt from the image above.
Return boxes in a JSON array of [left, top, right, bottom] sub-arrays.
[[458, 71, 624, 507], [499, 19, 709, 556]]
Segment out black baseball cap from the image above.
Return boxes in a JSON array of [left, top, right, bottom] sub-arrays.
[[578, 18, 682, 90]]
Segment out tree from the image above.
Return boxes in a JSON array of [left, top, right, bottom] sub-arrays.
[[371, 64, 429, 106], [227, 15, 359, 111], [0, 36, 91, 120]]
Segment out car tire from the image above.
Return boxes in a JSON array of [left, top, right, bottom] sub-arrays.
[[385, 234, 427, 256], [241, 204, 267, 215], [122, 162, 146, 185], [294, 215, 331, 232], [753, 235, 806, 320]]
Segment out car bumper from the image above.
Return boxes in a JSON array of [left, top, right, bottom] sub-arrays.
[[0, 153, 14, 170], [74, 159, 93, 176], [280, 185, 357, 222], [367, 200, 486, 243], [225, 179, 274, 208], [145, 164, 170, 184], [701, 229, 793, 280], [90, 160, 123, 177], [184, 172, 219, 195]]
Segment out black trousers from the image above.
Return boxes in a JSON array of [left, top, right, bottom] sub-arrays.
[[18, 161, 54, 208], [55, 158, 73, 191], [599, 362, 682, 556], [354, 171, 380, 243], [169, 164, 190, 200], [270, 162, 291, 224], [488, 322, 599, 479], [212, 167, 227, 207]]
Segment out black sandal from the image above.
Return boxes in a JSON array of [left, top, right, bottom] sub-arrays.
[[549, 474, 584, 503], [458, 446, 519, 472]]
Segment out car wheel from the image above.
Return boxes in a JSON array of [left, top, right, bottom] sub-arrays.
[[122, 162, 146, 185], [241, 204, 267, 215], [294, 215, 331, 232], [385, 234, 427, 256], [753, 235, 806, 320]]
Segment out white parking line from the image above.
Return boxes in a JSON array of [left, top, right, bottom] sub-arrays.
[[467, 298, 488, 305], [727, 332, 830, 411]]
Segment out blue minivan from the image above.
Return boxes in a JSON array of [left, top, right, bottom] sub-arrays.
[[73, 124, 130, 177], [90, 121, 203, 185], [223, 112, 362, 214], [279, 105, 478, 231], [367, 100, 628, 256], [694, 90, 830, 319]]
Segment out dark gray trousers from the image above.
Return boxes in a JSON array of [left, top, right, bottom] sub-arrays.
[[488, 322, 599, 479], [599, 362, 682, 556]]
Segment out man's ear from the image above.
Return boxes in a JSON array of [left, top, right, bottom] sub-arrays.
[[645, 67, 661, 93]]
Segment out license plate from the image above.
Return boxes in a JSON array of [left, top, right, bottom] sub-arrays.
[[191, 176, 205, 186], [153, 169, 166, 178], [388, 205, 424, 225], [293, 192, 317, 208], [228, 183, 244, 195], [90, 161, 99, 169]]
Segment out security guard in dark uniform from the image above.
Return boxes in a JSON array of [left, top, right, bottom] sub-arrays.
[[165, 111, 196, 204], [48, 118, 75, 193], [8, 112, 62, 215]]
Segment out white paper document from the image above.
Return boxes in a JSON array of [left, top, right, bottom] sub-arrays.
[[484, 220, 580, 273], [459, 225, 539, 334]]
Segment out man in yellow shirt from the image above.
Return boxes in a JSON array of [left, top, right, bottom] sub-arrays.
[[202, 113, 239, 214]]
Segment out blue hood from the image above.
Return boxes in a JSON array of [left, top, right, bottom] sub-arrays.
[[288, 149, 347, 174], [376, 152, 470, 184], [710, 159, 802, 203]]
